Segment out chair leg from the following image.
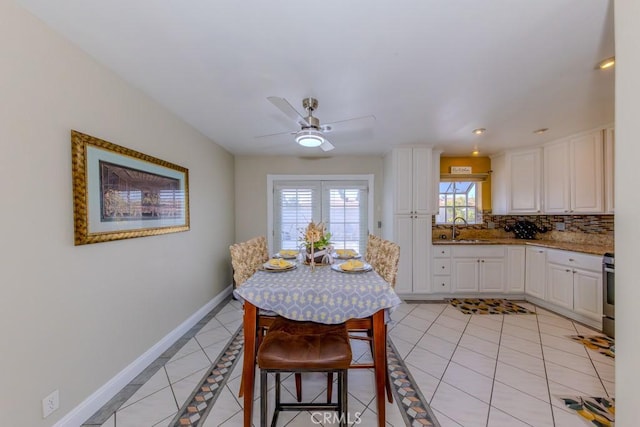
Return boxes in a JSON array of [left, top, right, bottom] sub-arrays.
[[295, 373, 302, 402], [260, 369, 268, 427], [339, 370, 348, 427], [327, 372, 333, 403]]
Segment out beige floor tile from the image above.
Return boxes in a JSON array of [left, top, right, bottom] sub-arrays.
[[431, 381, 489, 427], [497, 346, 546, 378], [121, 368, 170, 409], [165, 349, 212, 384], [442, 361, 493, 403], [490, 381, 554, 427], [415, 332, 457, 360], [405, 346, 450, 379], [115, 386, 177, 427], [451, 346, 497, 378], [486, 406, 532, 427], [494, 361, 550, 403]]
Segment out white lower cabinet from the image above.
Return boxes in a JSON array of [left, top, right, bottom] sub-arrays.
[[394, 215, 431, 294], [506, 246, 526, 293], [525, 247, 547, 299], [544, 249, 603, 325], [451, 246, 506, 293]]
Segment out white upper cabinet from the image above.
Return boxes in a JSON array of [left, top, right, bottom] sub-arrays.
[[491, 148, 542, 214], [544, 130, 604, 214], [393, 147, 434, 215], [604, 127, 615, 213]]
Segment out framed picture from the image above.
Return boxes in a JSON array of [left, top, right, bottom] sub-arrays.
[[71, 130, 190, 245]]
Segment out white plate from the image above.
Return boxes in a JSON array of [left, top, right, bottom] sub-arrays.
[[263, 260, 295, 270], [276, 251, 298, 260], [334, 252, 361, 260], [331, 262, 372, 273]]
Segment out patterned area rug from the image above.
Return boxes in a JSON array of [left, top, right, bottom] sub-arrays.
[[449, 298, 536, 315], [569, 335, 615, 359], [559, 396, 615, 426], [171, 326, 440, 426]]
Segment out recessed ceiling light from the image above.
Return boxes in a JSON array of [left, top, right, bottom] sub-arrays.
[[598, 56, 615, 69], [472, 128, 486, 135], [472, 150, 480, 156], [533, 128, 549, 134]]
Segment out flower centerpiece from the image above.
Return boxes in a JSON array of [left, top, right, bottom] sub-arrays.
[[301, 222, 333, 266]]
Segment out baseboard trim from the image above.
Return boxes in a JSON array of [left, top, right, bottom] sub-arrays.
[[54, 286, 233, 427]]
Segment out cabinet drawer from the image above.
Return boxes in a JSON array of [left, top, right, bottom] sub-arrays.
[[452, 245, 505, 258], [433, 246, 451, 258], [546, 249, 601, 271], [433, 259, 451, 275], [433, 276, 450, 292]]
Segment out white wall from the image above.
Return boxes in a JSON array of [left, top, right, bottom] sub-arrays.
[[234, 155, 384, 244], [614, 0, 639, 424], [0, 2, 235, 425]]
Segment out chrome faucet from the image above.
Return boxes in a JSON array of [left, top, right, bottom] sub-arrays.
[[452, 216, 468, 240]]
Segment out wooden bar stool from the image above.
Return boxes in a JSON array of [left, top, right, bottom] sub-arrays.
[[257, 316, 352, 427]]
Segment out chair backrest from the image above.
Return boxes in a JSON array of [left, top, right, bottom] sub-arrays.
[[368, 237, 400, 288], [230, 236, 269, 287], [364, 234, 381, 264]]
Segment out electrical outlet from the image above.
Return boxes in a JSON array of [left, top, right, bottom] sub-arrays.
[[555, 222, 566, 231], [42, 390, 59, 418]]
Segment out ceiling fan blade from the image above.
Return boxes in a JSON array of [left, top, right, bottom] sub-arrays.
[[322, 115, 376, 133], [320, 139, 335, 152], [267, 96, 310, 127], [254, 130, 295, 139]]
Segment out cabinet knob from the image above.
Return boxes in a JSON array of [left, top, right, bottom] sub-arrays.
[[477, 259, 480, 263], [565, 269, 571, 272], [538, 250, 544, 253], [569, 258, 574, 262], [564, 210, 569, 213], [481, 260, 485, 263], [441, 266, 445, 269], [441, 283, 445, 287]]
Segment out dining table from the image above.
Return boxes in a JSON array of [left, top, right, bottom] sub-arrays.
[[233, 256, 402, 427]]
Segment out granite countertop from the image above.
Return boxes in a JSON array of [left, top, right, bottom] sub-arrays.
[[432, 237, 613, 256]]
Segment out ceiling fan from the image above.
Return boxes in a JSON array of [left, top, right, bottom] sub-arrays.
[[257, 96, 375, 152]]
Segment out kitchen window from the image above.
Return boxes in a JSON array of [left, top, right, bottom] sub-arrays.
[[436, 181, 481, 224], [268, 175, 373, 254]]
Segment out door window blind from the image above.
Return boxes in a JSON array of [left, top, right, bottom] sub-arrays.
[[273, 180, 368, 254]]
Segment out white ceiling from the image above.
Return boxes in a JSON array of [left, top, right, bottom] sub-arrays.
[[16, 0, 615, 157]]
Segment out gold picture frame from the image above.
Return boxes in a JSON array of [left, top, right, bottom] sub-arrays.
[[71, 130, 190, 245]]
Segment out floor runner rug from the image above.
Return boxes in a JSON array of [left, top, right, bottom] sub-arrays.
[[569, 334, 615, 359], [171, 326, 440, 426], [449, 298, 536, 315], [559, 396, 615, 426]]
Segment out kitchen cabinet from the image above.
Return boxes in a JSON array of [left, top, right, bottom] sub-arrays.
[[392, 146, 434, 215], [604, 127, 615, 213], [545, 249, 603, 323], [525, 246, 547, 299], [432, 245, 451, 293], [394, 215, 431, 294], [490, 148, 542, 214], [543, 130, 604, 213], [506, 246, 526, 293], [385, 146, 438, 295], [451, 246, 506, 293]]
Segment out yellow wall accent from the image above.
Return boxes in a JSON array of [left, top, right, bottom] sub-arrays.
[[440, 157, 492, 210]]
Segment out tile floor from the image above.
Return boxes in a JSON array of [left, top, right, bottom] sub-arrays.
[[84, 298, 614, 426]]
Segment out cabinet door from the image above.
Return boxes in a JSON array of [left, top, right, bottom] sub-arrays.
[[573, 268, 603, 321], [394, 148, 413, 215], [543, 141, 571, 214], [525, 247, 546, 299], [452, 258, 479, 292], [604, 128, 615, 213], [479, 258, 506, 292], [571, 132, 604, 213], [506, 246, 526, 293], [508, 149, 542, 213], [411, 216, 431, 293], [413, 147, 432, 215], [394, 215, 414, 293], [547, 263, 574, 310]]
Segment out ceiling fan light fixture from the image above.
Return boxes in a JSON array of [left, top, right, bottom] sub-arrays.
[[295, 129, 324, 147]]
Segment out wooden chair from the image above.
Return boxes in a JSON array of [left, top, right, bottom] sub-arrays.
[[329, 235, 400, 402], [257, 317, 351, 427]]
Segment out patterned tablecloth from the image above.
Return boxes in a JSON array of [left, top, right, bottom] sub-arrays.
[[233, 262, 402, 324]]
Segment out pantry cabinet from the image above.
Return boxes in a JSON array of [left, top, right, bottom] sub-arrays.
[[543, 130, 604, 213], [385, 146, 438, 295]]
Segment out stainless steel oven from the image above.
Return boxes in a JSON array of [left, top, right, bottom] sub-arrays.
[[602, 253, 614, 337]]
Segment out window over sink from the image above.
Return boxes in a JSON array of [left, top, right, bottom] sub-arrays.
[[436, 181, 481, 224]]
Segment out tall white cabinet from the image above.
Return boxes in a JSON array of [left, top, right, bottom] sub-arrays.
[[384, 146, 438, 295]]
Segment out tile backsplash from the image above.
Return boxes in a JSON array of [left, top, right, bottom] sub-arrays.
[[433, 213, 614, 236]]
